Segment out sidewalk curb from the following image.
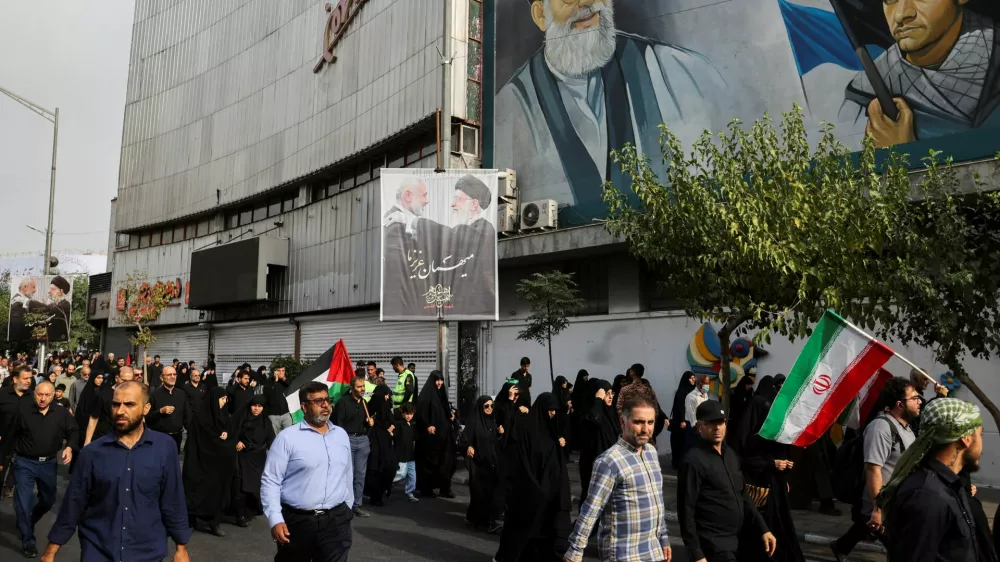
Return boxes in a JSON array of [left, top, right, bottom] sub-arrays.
[[452, 471, 886, 554]]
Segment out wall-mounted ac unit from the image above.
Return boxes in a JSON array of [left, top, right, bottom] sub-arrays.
[[519, 200, 558, 232], [498, 169, 517, 200], [498, 203, 517, 235]]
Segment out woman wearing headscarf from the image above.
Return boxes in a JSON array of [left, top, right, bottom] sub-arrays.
[[733, 375, 804, 562], [70, 371, 106, 473], [578, 379, 620, 499], [495, 393, 571, 562], [462, 395, 503, 533], [669, 372, 696, 469], [230, 395, 274, 527], [726, 375, 756, 446], [494, 382, 526, 513], [415, 371, 455, 498], [365, 384, 398, 507], [878, 399, 996, 562], [610, 374, 627, 413], [569, 370, 590, 451], [551, 376, 572, 451], [177, 363, 190, 387], [184, 386, 237, 537]]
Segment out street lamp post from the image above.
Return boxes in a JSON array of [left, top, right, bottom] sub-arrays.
[[1, 86, 60, 364], [0, 86, 59, 275]]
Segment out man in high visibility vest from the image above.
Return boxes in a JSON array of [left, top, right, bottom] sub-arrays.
[[391, 356, 416, 407]]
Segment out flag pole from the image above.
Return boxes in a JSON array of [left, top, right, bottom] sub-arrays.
[[835, 311, 938, 387]]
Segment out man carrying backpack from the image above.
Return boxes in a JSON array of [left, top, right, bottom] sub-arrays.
[[831, 376, 919, 561]]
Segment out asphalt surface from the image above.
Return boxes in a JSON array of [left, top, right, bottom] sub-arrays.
[[0, 466, 884, 561]]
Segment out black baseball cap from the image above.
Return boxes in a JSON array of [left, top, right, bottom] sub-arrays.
[[696, 401, 727, 423]]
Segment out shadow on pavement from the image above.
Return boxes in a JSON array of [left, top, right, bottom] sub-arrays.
[[356, 528, 492, 561]]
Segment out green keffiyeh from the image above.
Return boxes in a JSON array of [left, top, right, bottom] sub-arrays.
[[877, 398, 983, 514]]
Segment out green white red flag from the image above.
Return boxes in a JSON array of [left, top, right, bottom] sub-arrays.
[[759, 310, 894, 446], [843, 367, 894, 430], [285, 339, 355, 423]]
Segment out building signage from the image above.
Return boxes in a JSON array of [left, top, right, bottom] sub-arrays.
[[116, 278, 188, 315], [313, 0, 369, 73]]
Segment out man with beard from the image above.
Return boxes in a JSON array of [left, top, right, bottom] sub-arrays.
[[384, 174, 498, 318], [44, 382, 191, 562], [45, 276, 72, 343], [0, 367, 39, 494], [381, 176, 430, 318], [496, 0, 724, 216], [264, 366, 294, 435], [9, 278, 43, 342], [228, 369, 256, 414], [68, 366, 89, 412], [832, 376, 918, 560], [147, 355, 164, 388], [146, 366, 189, 452], [84, 366, 136, 446], [0, 381, 78, 558], [182, 368, 208, 410], [844, 0, 1000, 148], [878, 398, 996, 561], [262, 381, 355, 561], [332, 376, 374, 517]]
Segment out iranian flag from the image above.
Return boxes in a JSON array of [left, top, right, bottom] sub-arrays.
[[285, 339, 355, 423], [759, 310, 893, 446], [843, 367, 893, 430]]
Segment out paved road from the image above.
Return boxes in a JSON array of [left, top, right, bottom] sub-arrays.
[[0, 466, 883, 561]]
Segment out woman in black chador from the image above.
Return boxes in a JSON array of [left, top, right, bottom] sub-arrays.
[[495, 392, 571, 562], [578, 379, 620, 498], [365, 384, 397, 506], [184, 386, 237, 536], [569, 370, 590, 451], [415, 371, 455, 498], [733, 377, 805, 562], [493, 382, 526, 514], [669, 371, 696, 469], [230, 395, 274, 527], [462, 395, 503, 533]]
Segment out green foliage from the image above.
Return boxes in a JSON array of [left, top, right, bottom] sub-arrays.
[[270, 355, 312, 382], [69, 274, 97, 350], [515, 271, 585, 383], [115, 271, 174, 363], [602, 105, 945, 407]]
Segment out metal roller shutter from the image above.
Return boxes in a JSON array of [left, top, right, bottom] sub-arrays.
[[299, 310, 460, 406], [212, 320, 297, 381], [145, 327, 211, 370]]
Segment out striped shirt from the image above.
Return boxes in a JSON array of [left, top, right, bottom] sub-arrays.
[[565, 438, 669, 562]]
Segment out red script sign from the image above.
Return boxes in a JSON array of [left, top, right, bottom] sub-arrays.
[[313, 0, 369, 73]]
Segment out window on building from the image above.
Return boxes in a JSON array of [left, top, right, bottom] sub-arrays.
[[421, 131, 437, 159], [404, 140, 421, 166], [642, 263, 682, 311], [150, 232, 161, 247], [283, 193, 298, 212], [227, 213, 239, 230], [340, 171, 355, 192], [387, 148, 404, 169], [268, 200, 281, 217], [128, 235, 140, 250], [139, 234, 149, 249], [563, 259, 609, 316], [312, 184, 327, 203], [253, 205, 268, 222], [174, 224, 186, 241], [116, 233, 131, 249], [354, 164, 369, 187], [371, 154, 385, 179], [161, 228, 173, 245], [239, 209, 252, 226], [461, 125, 480, 156], [196, 220, 209, 237]]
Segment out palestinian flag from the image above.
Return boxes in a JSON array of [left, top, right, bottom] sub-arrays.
[[759, 310, 893, 446], [843, 367, 893, 430], [285, 339, 354, 423]]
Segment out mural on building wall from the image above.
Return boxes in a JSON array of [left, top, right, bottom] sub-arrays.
[[686, 322, 768, 396], [495, 0, 1000, 225]]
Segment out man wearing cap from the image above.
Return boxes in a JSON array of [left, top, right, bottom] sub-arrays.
[[45, 276, 72, 343], [878, 398, 996, 562], [678, 401, 776, 562]]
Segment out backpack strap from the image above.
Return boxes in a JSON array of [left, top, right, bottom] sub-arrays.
[[878, 413, 907, 453]]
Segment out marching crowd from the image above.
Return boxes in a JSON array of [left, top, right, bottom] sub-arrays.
[[0, 349, 998, 561]]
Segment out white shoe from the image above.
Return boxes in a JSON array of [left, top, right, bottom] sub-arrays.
[[406, 493, 419, 503]]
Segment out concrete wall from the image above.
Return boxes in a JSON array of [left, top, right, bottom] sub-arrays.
[[489, 254, 1000, 486]]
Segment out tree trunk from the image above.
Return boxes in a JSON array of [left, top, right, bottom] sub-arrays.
[[949, 359, 1000, 430], [717, 314, 750, 413], [547, 326, 555, 386]]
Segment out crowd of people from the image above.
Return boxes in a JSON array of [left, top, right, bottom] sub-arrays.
[[1, 348, 999, 561]]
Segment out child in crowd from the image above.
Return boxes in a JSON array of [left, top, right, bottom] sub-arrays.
[[395, 402, 418, 502], [54, 384, 72, 413]]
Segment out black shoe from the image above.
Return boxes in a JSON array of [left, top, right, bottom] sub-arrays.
[[439, 490, 456, 499], [487, 521, 504, 534], [235, 517, 251, 528], [353, 506, 372, 518], [819, 500, 843, 517], [22, 546, 38, 558], [207, 526, 226, 537]]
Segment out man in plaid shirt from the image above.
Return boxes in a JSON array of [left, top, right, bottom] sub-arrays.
[[563, 395, 671, 562]]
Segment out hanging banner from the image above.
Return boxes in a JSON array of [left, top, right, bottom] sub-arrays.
[[380, 169, 499, 321], [7, 274, 74, 342]]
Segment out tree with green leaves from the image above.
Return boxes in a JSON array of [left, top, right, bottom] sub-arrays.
[[515, 271, 585, 385], [115, 271, 174, 373], [69, 274, 98, 351], [604, 106, 947, 410]]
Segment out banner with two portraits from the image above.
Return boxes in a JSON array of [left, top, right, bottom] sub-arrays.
[[7, 275, 74, 342]]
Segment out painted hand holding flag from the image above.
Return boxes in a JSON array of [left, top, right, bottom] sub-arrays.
[[759, 310, 893, 446], [284, 339, 355, 423]]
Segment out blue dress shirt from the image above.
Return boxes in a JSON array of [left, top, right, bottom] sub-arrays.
[[261, 420, 354, 528], [48, 427, 191, 562]]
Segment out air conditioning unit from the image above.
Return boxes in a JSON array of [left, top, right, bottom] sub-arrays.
[[498, 203, 517, 235], [519, 199, 558, 232], [497, 169, 517, 200]]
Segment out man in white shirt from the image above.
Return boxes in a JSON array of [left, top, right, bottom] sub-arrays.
[[684, 374, 711, 426]]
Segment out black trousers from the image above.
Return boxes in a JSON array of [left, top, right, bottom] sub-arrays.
[[168, 432, 183, 454], [275, 503, 352, 562], [834, 503, 888, 554], [704, 550, 737, 562]]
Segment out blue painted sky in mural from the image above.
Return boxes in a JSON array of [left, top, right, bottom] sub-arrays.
[[778, 0, 884, 75]]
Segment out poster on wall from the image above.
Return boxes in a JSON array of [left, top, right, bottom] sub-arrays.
[[494, 0, 1000, 226], [7, 275, 74, 342], [380, 169, 499, 322]]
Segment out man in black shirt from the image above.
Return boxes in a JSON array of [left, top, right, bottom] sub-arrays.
[[228, 370, 255, 414], [678, 401, 776, 562], [264, 366, 293, 435], [0, 366, 35, 494], [181, 369, 207, 411], [0, 381, 78, 558], [147, 355, 164, 389], [511, 356, 532, 408], [146, 366, 188, 452], [882, 398, 995, 562], [332, 376, 373, 518]]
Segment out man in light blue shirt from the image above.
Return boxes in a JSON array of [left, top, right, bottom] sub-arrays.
[[261, 381, 354, 562]]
